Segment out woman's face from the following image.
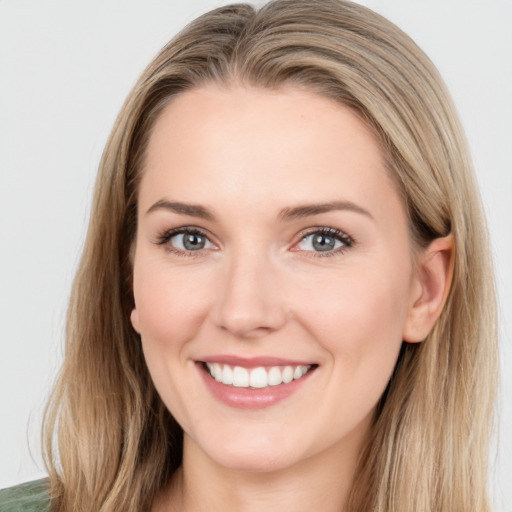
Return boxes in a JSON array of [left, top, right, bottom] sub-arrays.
[[131, 85, 420, 473]]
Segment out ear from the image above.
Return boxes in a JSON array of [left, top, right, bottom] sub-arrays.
[[402, 235, 454, 343], [130, 307, 141, 334]]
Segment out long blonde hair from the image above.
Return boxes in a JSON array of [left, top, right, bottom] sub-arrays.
[[43, 1, 498, 510]]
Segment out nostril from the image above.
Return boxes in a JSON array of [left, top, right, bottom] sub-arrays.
[[219, 323, 275, 340]]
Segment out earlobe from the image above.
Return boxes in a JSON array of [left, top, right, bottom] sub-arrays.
[[402, 235, 455, 343], [130, 308, 141, 334]]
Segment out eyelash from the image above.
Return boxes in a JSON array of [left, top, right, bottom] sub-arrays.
[[297, 227, 354, 258], [155, 227, 212, 258], [154, 226, 355, 258]]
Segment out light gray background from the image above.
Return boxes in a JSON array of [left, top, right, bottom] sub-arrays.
[[1, 0, 511, 509]]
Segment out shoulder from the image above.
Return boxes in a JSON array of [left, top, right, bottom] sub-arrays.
[[0, 479, 51, 512]]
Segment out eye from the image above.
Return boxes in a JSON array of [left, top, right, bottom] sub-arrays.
[[156, 227, 215, 253], [295, 228, 353, 254], [172, 231, 212, 251]]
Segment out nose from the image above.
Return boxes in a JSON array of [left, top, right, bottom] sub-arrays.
[[212, 251, 288, 339]]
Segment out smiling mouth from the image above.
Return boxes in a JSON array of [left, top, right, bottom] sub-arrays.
[[202, 362, 316, 389]]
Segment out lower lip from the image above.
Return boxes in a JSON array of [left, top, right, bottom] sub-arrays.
[[197, 363, 314, 410]]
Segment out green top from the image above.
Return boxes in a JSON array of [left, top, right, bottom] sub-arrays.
[[0, 480, 51, 512]]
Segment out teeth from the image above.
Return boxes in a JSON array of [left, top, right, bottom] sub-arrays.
[[268, 367, 282, 386], [213, 363, 223, 382], [233, 366, 249, 387], [205, 362, 312, 388], [249, 367, 268, 388], [282, 366, 293, 383], [222, 365, 233, 385]]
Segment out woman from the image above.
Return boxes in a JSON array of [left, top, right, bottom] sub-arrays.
[[0, 0, 498, 510]]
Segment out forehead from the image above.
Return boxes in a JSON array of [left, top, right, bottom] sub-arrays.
[[139, 85, 402, 222]]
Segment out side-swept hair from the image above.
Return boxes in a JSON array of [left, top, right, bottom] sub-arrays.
[[43, 1, 498, 510]]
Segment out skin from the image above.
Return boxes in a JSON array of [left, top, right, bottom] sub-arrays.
[[130, 85, 453, 511]]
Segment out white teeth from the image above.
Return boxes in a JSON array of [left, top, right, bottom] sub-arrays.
[[249, 367, 268, 388], [222, 365, 233, 385], [213, 363, 223, 382], [232, 366, 249, 387], [205, 362, 312, 388], [268, 366, 282, 386], [282, 366, 294, 383]]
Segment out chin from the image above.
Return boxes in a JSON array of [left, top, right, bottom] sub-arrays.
[[212, 450, 297, 474], [188, 429, 304, 474]]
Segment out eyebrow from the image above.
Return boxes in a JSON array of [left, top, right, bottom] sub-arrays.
[[145, 200, 215, 220], [278, 201, 374, 221], [145, 199, 373, 222]]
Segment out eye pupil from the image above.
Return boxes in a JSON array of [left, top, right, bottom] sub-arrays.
[[312, 234, 335, 251], [183, 233, 205, 250]]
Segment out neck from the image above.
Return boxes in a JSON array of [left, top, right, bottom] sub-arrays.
[[155, 422, 370, 512]]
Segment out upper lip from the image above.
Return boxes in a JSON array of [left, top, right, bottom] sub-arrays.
[[198, 355, 316, 368]]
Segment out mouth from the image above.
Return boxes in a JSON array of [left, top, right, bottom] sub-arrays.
[[202, 362, 316, 389], [196, 356, 318, 408]]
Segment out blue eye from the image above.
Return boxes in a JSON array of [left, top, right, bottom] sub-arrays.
[[296, 229, 352, 253], [157, 228, 214, 253]]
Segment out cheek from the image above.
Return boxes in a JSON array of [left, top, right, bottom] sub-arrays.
[[132, 258, 213, 428], [133, 259, 211, 346], [303, 259, 409, 326], [295, 260, 411, 384], [132, 260, 216, 404]]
